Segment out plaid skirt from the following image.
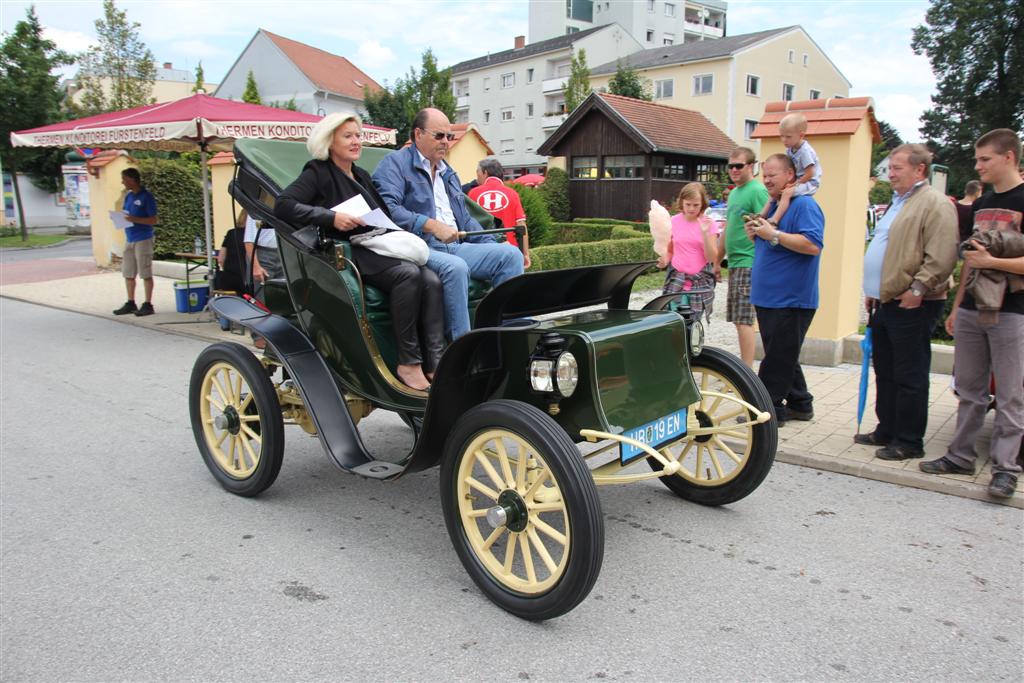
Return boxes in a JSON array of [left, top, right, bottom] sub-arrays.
[[662, 262, 716, 322]]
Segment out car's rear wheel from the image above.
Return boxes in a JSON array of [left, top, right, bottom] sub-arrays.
[[189, 342, 284, 497], [440, 400, 603, 621], [652, 346, 777, 506]]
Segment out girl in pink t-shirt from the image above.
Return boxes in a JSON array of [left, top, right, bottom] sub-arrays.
[[656, 182, 721, 321]]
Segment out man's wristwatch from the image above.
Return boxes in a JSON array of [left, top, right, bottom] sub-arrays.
[[768, 229, 781, 247], [910, 281, 926, 297]]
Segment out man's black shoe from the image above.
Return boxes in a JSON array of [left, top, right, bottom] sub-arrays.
[[919, 456, 974, 475], [876, 444, 925, 461], [854, 431, 890, 446], [988, 473, 1018, 499], [113, 300, 137, 315], [787, 409, 814, 421], [134, 302, 154, 317]]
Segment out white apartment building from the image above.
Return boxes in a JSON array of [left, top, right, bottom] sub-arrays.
[[450, 25, 643, 175], [529, 0, 728, 46]]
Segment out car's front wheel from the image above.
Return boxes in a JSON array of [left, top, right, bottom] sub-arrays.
[[440, 400, 603, 621]]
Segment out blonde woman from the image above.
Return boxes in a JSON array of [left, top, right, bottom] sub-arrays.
[[274, 112, 444, 391]]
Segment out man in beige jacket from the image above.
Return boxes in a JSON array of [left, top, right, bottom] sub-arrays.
[[856, 144, 958, 460]]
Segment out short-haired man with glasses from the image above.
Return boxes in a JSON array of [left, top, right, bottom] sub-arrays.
[[721, 147, 769, 366], [373, 108, 523, 340]]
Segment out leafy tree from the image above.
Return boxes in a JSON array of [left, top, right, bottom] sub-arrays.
[[869, 180, 893, 205], [607, 59, 651, 101], [192, 61, 204, 93], [563, 48, 591, 113], [363, 50, 456, 145], [870, 119, 904, 171], [135, 157, 204, 257], [0, 6, 73, 238], [241, 69, 261, 104], [508, 183, 553, 250], [538, 167, 570, 223], [76, 0, 155, 115], [912, 0, 1023, 191]]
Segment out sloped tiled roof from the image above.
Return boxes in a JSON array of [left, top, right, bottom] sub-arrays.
[[751, 97, 881, 141], [556, 92, 736, 158], [590, 26, 796, 75], [263, 30, 382, 100], [451, 25, 608, 75]]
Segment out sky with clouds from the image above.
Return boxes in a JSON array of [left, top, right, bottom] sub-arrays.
[[0, 0, 936, 141]]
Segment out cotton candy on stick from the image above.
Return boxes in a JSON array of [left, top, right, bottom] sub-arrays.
[[649, 200, 671, 256]]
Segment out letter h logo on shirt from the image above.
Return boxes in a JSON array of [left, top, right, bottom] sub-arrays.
[[478, 190, 508, 212]]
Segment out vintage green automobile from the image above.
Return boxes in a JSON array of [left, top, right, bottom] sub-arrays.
[[190, 138, 778, 620]]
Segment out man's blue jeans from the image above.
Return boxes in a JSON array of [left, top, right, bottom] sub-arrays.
[[427, 241, 523, 339]]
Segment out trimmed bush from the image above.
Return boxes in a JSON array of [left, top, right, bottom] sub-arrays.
[[572, 217, 634, 225], [136, 158, 205, 258], [508, 183, 554, 247], [538, 167, 570, 222], [550, 222, 613, 243], [530, 237, 656, 271], [933, 261, 961, 342], [610, 225, 649, 240]]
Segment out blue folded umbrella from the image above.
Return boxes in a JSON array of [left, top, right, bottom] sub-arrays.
[[857, 311, 875, 433]]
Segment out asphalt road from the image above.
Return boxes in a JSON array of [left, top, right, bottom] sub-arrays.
[[2, 299, 1022, 682], [0, 236, 93, 263]]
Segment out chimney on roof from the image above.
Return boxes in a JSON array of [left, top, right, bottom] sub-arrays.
[[514, 35, 525, 49], [163, 62, 172, 69]]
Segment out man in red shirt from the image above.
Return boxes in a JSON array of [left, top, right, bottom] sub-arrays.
[[468, 158, 530, 268]]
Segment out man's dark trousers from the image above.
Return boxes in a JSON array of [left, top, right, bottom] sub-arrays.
[[755, 306, 816, 421], [870, 299, 944, 450]]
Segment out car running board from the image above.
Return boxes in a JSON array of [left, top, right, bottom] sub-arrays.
[[210, 296, 403, 480]]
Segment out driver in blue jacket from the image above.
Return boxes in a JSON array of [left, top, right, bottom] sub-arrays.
[[372, 108, 523, 340]]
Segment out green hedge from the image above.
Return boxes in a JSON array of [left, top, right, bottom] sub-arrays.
[[507, 183, 554, 247], [571, 217, 634, 225], [550, 222, 613, 243], [610, 226, 649, 240], [538, 167, 570, 222], [530, 237, 656, 271], [135, 158, 205, 258]]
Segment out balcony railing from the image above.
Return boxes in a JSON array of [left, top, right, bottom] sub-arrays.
[[541, 113, 568, 129], [455, 95, 469, 109], [683, 21, 723, 38], [542, 76, 569, 94]]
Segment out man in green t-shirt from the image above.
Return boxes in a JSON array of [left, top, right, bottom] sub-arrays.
[[719, 147, 770, 366]]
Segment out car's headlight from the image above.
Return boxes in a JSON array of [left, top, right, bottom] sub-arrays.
[[555, 352, 578, 397], [689, 321, 704, 356], [529, 359, 555, 393]]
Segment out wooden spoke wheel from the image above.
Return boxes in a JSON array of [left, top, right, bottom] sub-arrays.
[[653, 346, 777, 506], [189, 342, 284, 497], [441, 400, 603, 621]]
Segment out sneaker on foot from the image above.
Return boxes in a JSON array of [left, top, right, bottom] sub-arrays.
[[876, 444, 925, 461], [988, 473, 1018, 499], [787, 409, 814, 421], [854, 431, 890, 446], [113, 300, 137, 315], [134, 302, 154, 317], [919, 455, 973, 475]]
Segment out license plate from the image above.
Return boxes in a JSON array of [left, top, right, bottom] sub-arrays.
[[620, 408, 687, 463]]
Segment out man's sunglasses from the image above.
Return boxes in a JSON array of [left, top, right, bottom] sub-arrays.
[[423, 130, 456, 141], [728, 162, 752, 170]]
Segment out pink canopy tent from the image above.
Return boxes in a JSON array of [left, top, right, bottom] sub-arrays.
[[510, 173, 545, 187], [11, 93, 396, 270]]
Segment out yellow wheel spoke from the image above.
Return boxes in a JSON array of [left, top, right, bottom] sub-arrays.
[[708, 394, 724, 415], [494, 439, 515, 487], [215, 429, 229, 447], [205, 394, 225, 411], [709, 448, 725, 479], [239, 414, 261, 423], [240, 424, 262, 444], [694, 442, 704, 478], [532, 516, 567, 546], [211, 374, 231, 405], [227, 435, 238, 469], [712, 436, 742, 464], [716, 407, 745, 422], [523, 468, 550, 500], [234, 374, 244, 407], [238, 393, 254, 413], [465, 476, 499, 501], [482, 526, 505, 551], [527, 528, 558, 574], [528, 501, 564, 513], [519, 534, 536, 584], [514, 438, 529, 490], [719, 428, 750, 439], [474, 448, 507, 491], [503, 533, 517, 573], [465, 508, 490, 518]]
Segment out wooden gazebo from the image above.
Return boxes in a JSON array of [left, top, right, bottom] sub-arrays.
[[538, 92, 737, 220]]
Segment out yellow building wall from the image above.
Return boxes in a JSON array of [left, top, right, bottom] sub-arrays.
[[88, 154, 136, 267], [70, 78, 218, 107], [209, 159, 236, 246], [758, 119, 874, 343], [447, 134, 492, 182]]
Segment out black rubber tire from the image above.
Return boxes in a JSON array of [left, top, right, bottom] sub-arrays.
[[653, 346, 778, 506], [440, 400, 604, 621], [189, 342, 284, 497]]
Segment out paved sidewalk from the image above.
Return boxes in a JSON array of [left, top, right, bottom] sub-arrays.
[[1, 264, 1019, 508]]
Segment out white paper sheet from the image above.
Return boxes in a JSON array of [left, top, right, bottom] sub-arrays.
[[330, 194, 372, 217], [360, 208, 402, 232], [108, 210, 133, 230]]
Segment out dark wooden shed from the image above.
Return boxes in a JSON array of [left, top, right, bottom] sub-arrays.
[[537, 92, 737, 220]]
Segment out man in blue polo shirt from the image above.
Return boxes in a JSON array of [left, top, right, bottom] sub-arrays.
[[114, 168, 159, 316], [745, 153, 825, 424]]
